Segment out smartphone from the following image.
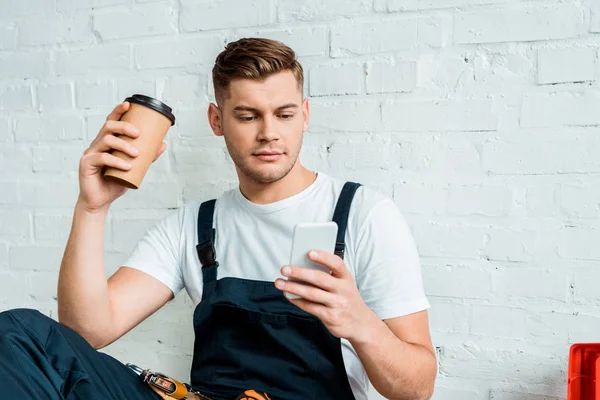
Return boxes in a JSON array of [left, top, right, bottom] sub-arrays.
[[285, 221, 338, 299]]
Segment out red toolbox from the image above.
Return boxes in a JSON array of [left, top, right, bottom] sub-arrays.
[[568, 343, 600, 399]]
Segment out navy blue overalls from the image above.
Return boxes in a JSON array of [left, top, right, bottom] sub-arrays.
[[189, 182, 361, 400]]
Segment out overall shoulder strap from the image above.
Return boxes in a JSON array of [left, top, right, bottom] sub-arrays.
[[196, 199, 218, 283], [331, 182, 362, 260]]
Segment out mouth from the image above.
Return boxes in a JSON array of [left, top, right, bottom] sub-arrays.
[[254, 150, 284, 161]]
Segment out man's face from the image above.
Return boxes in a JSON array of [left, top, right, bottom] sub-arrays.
[[209, 70, 309, 184]]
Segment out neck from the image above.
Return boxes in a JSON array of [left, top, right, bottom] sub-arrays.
[[238, 164, 317, 205]]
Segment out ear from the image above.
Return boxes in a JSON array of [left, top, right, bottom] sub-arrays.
[[302, 97, 310, 133], [208, 103, 223, 137]]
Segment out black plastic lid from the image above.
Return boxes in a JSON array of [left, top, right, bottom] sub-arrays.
[[124, 94, 176, 126]]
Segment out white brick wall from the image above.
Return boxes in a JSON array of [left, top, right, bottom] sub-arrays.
[[1, 1, 599, 399]]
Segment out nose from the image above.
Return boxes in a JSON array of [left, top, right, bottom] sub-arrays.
[[257, 115, 280, 142]]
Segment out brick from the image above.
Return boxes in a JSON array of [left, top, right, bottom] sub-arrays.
[[33, 145, 84, 173], [380, 0, 509, 11], [366, 60, 416, 94], [15, 116, 84, 142], [427, 302, 469, 333], [117, 78, 156, 101], [76, 80, 115, 109], [484, 227, 534, 262], [593, 3, 600, 33], [180, 0, 274, 31], [332, 19, 417, 57], [423, 264, 492, 299], [490, 390, 562, 400], [0, 243, 7, 269], [559, 226, 600, 260], [0, 0, 54, 19], [0, 180, 19, 205], [0, 272, 30, 303], [183, 181, 236, 203], [417, 16, 446, 48], [18, 14, 94, 47], [483, 135, 600, 175], [161, 75, 207, 105], [9, 246, 63, 271], [428, 134, 485, 180], [170, 110, 214, 140], [173, 144, 227, 172], [37, 83, 74, 112], [537, 47, 596, 84], [93, 3, 176, 40], [447, 185, 514, 217], [309, 63, 364, 96], [382, 99, 496, 132], [493, 267, 569, 302], [561, 183, 600, 219], [57, 0, 130, 11], [454, 5, 587, 44], [327, 136, 390, 171], [0, 86, 33, 111], [431, 387, 480, 400], [29, 272, 59, 301], [393, 182, 447, 214], [412, 222, 485, 259], [20, 180, 79, 208], [86, 114, 108, 142], [521, 92, 600, 128], [112, 182, 180, 210], [0, 51, 50, 79], [56, 45, 131, 76], [111, 215, 165, 252], [244, 26, 328, 57], [278, 0, 371, 22], [0, 145, 32, 173], [34, 213, 73, 244], [526, 185, 558, 218], [0, 209, 31, 241], [574, 268, 600, 304], [0, 24, 15, 50], [470, 305, 529, 338], [309, 100, 381, 132], [135, 36, 224, 69], [0, 118, 10, 143]]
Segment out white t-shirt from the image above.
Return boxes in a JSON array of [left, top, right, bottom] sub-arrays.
[[124, 172, 430, 400]]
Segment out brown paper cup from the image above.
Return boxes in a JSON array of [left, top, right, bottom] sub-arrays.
[[103, 95, 175, 189]]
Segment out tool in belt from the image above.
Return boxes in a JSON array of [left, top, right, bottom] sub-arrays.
[[126, 363, 271, 400]]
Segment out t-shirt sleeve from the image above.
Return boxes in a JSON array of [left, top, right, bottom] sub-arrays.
[[354, 197, 430, 320], [121, 209, 184, 297]]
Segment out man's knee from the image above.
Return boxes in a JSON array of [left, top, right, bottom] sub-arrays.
[[0, 308, 53, 332]]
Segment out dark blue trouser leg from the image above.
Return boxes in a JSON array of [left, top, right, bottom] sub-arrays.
[[0, 308, 161, 400]]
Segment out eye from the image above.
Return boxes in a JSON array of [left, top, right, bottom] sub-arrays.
[[279, 114, 294, 119], [238, 116, 256, 122]]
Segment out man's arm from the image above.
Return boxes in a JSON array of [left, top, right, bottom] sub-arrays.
[[58, 102, 172, 349], [275, 250, 436, 400], [58, 202, 173, 349], [351, 310, 436, 400]]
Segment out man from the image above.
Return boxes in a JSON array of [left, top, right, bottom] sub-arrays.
[[0, 38, 436, 399]]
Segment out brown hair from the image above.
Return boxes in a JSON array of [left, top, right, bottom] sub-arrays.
[[212, 38, 304, 105]]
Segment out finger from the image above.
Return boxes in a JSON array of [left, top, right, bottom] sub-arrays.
[[91, 134, 140, 158], [308, 250, 350, 278], [275, 278, 338, 306], [287, 296, 326, 320], [82, 152, 132, 171], [280, 265, 336, 292], [105, 102, 130, 122], [153, 141, 167, 162], [101, 120, 140, 139]]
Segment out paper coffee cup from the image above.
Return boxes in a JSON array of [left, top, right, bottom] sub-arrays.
[[103, 94, 176, 189]]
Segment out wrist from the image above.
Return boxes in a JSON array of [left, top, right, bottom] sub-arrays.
[[349, 307, 385, 346], [75, 197, 110, 217]]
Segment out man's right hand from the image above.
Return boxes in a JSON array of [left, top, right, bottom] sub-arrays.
[[77, 102, 167, 213]]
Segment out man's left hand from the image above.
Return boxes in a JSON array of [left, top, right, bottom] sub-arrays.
[[274, 250, 377, 344]]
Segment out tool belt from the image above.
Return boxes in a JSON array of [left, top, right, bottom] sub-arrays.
[[126, 363, 271, 400]]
